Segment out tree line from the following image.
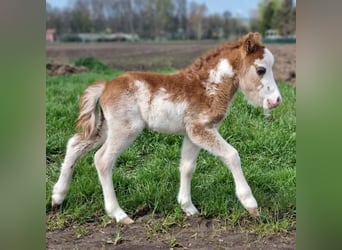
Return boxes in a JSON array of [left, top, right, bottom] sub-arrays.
[[46, 0, 296, 41]]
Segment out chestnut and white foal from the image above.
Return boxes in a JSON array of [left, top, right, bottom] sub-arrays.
[[51, 32, 282, 225]]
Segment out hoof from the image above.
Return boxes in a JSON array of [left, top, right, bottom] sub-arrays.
[[120, 217, 134, 225], [185, 208, 199, 216], [180, 202, 199, 216], [51, 199, 58, 210], [247, 208, 260, 217]]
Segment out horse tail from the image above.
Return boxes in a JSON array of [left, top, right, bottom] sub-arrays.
[[76, 81, 106, 140]]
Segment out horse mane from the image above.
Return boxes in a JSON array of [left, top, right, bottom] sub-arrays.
[[183, 39, 244, 81]]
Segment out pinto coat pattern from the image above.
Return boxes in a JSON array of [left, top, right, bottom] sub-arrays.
[[51, 32, 282, 225]]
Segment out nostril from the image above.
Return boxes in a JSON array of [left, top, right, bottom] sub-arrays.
[[276, 96, 281, 103]]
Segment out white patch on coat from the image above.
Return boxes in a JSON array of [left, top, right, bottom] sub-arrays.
[[134, 80, 187, 134], [208, 59, 234, 84]]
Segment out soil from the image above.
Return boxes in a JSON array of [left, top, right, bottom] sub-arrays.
[[46, 42, 296, 85], [46, 41, 296, 249], [46, 214, 295, 250], [46, 62, 88, 76]]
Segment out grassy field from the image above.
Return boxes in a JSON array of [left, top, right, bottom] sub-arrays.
[[46, 59, 296, 234]]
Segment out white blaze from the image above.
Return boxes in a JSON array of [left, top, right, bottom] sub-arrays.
[[254, 48, 282, 109]]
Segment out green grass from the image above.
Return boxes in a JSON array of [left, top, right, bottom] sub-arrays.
[[46, 58, 296, 234]]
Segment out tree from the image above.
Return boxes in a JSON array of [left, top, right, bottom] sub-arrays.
[[277, 0, 295, 36], [154, 0, 174, 39], [70, 0, 94, 33], [257, 0, 282, 35], [173, 0, 187, 39], [249, 9, 259, 32], [46, 0, 266, 41], [188, 2, 207, 40], [203, 14, 223, 39], [138, 0, 157, 39], [89, 0, 106, 32], [46, 3, 71, 34], [221, 10, 232, 39], [256, 0, 296, 36]]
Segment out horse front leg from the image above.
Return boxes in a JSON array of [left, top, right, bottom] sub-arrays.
[[177, 136, 201, 216], [187, 125, 259, 216]]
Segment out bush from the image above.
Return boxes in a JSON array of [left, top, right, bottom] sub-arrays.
[[74, 57, 112, 73]]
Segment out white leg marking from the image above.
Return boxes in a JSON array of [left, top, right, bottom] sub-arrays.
[[52, 134, 103, 206], [221, 149, 258, 212], [187, 126, 258, 215], [94, 121, 143, 224], [177, 136, 201, 216]]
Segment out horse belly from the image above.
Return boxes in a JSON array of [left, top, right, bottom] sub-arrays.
[[147, 99, 187, 134]]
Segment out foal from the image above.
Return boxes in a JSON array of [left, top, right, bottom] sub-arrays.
[[51, 32, 282, 225]]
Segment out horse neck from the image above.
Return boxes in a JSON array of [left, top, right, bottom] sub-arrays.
[[183, 41, 243, 81], [181, 43, 242, 113]]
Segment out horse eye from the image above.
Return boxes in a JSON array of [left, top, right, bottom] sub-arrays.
[[256, 67, 266, 76]]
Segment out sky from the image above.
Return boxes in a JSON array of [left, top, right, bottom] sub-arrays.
[[47, 0, 262, 19]]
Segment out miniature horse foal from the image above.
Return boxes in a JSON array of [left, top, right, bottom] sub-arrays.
[[51, 32, 282, 225]]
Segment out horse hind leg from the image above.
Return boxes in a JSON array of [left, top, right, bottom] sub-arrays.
[[51, 130, 106, 208], [94, 120, 143, 225]]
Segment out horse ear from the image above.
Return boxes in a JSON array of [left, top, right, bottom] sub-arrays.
[[243, 32, 261, 55], [252, 32, 261, 43]]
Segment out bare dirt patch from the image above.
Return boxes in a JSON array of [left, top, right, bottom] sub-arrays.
[[267, 44, 296, 84], [46, 62, 88, 76], [46, 214, 295, 250], [46, 42, 295, 84]]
